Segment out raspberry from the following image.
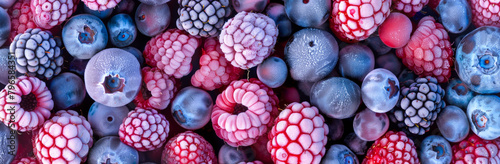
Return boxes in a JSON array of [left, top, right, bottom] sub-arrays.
[[191, 37, 243, 91], [134, 67, 177, 110], [469, 0, 500, 27], [451, 134, 500, 163], [363, 131, 419, 164], [219, 11, 278, 69], [8, 0, 38, 44], [392, 0, 429, 17], [329, 0, 392, 42], [34, 110, 93, 164], [31, 0, 79, 29], [143, 29, 201, 79], [396, 16, 453, 83], [119, 107, 170, 152], [161, 131, 216, 164], [82, 0, 121, 11], [211, 78, 279, 147], [11, 157, 39, 164], [267, 102, 329, 164], [0, 76, 53, 132]]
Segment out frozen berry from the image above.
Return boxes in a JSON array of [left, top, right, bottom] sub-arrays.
[[353, 108, 389, 141], [392, 0, 428, 17], [469, 0, 500, 27], [82, 0, 121, 11], [232, 0, 269, 13], [419, 135, 452, 164], [310, 77, 361, 119], [451, 134, 500, 163], [321, 145, 359, 164], [257, 57, 288, 88], [87, 102, 129, 137], [436, 105, 469, 142], [161, 131, 216, 164], [363, 131, 419, 163], [62, 14, 109, 60], [8, 0, 38, 45], [361, 68, 400, 113], [444, 78, 474, 109], [171, 86, 213, 130], [176, 0, 231, 37], [378, 12, 412, 48], [0, 8, 10, 47], [284, 0, 331, 27], [107, 13, 136, 47], [135, 3, 171, 37], [218, 144, 257, 164], [134, 67, 177, 110], [338, 44, 375, 81], [435, 0, 471, 33], [87, 136, 139, 164], [31, 0, 78, 29], [0, 122, 16, 164], [467, 95, 500, 140], [265, 3, 292, 37], [48, 72, 86, 110], [119, 108, 169, 152]]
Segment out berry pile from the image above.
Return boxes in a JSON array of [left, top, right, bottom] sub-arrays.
[[1, 0, 499, 163]]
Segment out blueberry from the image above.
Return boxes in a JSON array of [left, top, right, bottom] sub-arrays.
[[284, 0, 331, 27], [49, 72, 86, 110], [139, 0, 170, 5], [325, 118, 344, 141], [310, 77, 361, 119], [114, 0, 136, 14], [467, 95, 500, 140], [0, 8, 10, 47], [376, 52, 402, 76], [218, 144, 256, 164], [84, 48, 142, 107], [344, 133, 368, 155], [445, 78, 474, 109], [436, 0, 471, 34], [257, 57, 288, 88], [121, 46, 145, 67], [285, 28, 339, 82], [436, 105, 469, 142], [353, 108, 390, 141], [88, 136, 139, 164], [0, 0, 16, 9], [455, 26, 500, 94], [0, 123, 16, 164], [135, 3, 171, 37], [0, 48, 8, 85], [265, 3, 292, 37], [88, 102, 130, 137], [419, 135, 452, 164], [361, 68, 400, 113], [338, 44, 375, 81], [232, 0, 269, 13], [171, 86, 213, 130], [108, 14, 137, 47], [364, 35, 392, 55], [69, 59, 90, 76], [321, 144, 359, 164], [84, 4, 113, 19], [62, 14, 109, 60]]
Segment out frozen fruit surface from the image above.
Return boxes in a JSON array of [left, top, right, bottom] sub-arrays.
[[353, 108, 389, 141], [31, 0, 79, 29], [62, 14, 108, 60], [135, 3, 171, 37], [361, 68, 400, 113], [310, 77, 361, 119], [161, 131, 216, 164], [436, 105, 469, 143], [284, 0, 331, 27], [257, 57, 288, 88], [0, 122, 16, 164], [82, 0, 121, 11], [337, 44, 375, 81], [119, 108, 170, 152], [88, 136, 139, 164], [87, 102, 129, 137], [171, 86, 213, 130], [321, 144, 359, 164], [419, 135, 452, 164], [176, 0, 231, 37], [378, 12, 412, 48], [134, 67, 177, 110], [467, 95, 500, 140], [107, 13, 136, 47], [363, 131, 419, 164]]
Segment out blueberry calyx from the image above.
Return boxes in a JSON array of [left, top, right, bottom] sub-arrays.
[[452, 83, 469, 95], [472, 110, 488, 132], [386, 79, 399, 99], [476, 50, 498, 74], [431, 144, 446, 159], [115, 31, 131, 42], [78, 25, 96, 44], [101, 74, 126, 94]]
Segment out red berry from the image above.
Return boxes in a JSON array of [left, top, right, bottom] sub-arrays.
[[134, 67, 177, 110], [8, 0, 38, 44], [392, 0, 429, 17], [82, 0, 121, 11], [363, 131, 419, 164], [31, 0, 79, 29], [469, 0, 500, 27], [119, 107, 170, 152], [451, 134, 500, 163], [378, 12, 412, 48], [161, 131, 216, 164], [11, 157, 39, 164]]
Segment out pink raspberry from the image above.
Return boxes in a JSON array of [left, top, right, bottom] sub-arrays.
[[0, 76, 53, 132], [392, 0, 429, 17], [330, 0, 392, 42], [396, 16, 453, 83], [219, 11, 278, 69], [134, 67, 177, 110], [143, 29, 201, 78], [469, 0, 500, 27], [363, 131, 419, 164], [451, 134, 500, 163], [8, 0, 38, 43], [161, 131, 216, 164], [11, 157, 39, 164], [211, 78, 279, 147], [82, 0, 121, 11], [31, 0, 79, 29], [119, 107, 170, 152], [267, 102, 329, 164], [34, 110, 93, 164], [191, 37, 243, 91]]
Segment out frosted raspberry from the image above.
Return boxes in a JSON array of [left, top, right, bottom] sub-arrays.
[[363, 131, 419, 164], [396, 16, 453, 83], [143, 29, 201, 78], [330, 0, 392, 42], [134, 67, 177, 110], [119, 107, 170, 152], [31, 0, 79, 29], [267, 102, 328, 164], [451, 134, 500, 163], [34, 110, 93, 164], [161, 131, 216, 164], [469, 0, 500, 27], [238, 161, 264, 164], [11, 157, 39, 164], [211, 78, 279, 147], [82, 0, 121, 11], [8, 0, 38, 43], [219, 11, 278, 69], [393, 0, 429, 17], [191, 37, 243, 91], [0, 76, 53, 132]]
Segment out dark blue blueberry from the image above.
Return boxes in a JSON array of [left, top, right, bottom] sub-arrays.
[[171, 86, 213, 130], [467, 95, 500, 140], [84, 4, 113, 19], [108, 14, 137, 47], [0, 48, 8, 85], [62, 14, 108, 60], [284, 0, 331, 27], [135, 3, 171, 37], [257, 57, 288, 88], [0, 122, 16, 164], [338, 44, 375, 81], [310, 77, 361, 119], [376, 52, 402, 76], [266, 3, 292, 37], [321, 144, 359, 164], [436, 0, 471, 34], [88, 136, 139, 164], [0, 8, 10, 47], [419, 135, 452, 164], [49, 72, 86, 110], [445, 78, 474, 109], [436, 105, 469, 142], [218, 144, 256, 164], [87, 102, 130, 137]]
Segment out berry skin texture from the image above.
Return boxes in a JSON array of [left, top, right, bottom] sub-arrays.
[[176, 0, 231, 37], [267, 101, 329, 164], [134, 67, 177, 110], [330, 0, 392, 42], [392, 0, 429, 17], [31, 0, 79, 29], [363, 131, 419, 164], [143, 29, 200, 79], [191, 37, 243, 91], [469, 0, 500, 27], [0, 76, 53, 132], [161, 131, 216, 164], [451, 134, 500, 164], [219, 11, 278, 69], [82, 0, 122, 11], [8, 0, 38, 43], [378, 12, 412, 48], [396, 16, 453, 83], [119, 107, 170, 152], [211, 78, 279, 147], [11, 157, 39, 164], [34, 110, 94, 164]]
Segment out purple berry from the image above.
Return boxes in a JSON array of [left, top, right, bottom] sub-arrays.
[[353, 108, 389, 141], [171, 86, 213, 130], [218, 144, 256, 164], [135, 3, 171, 37], [310, 77, 361, 119], [436, 0, 472, 33], [265, 3, 292, 37], [375, 52, 402, 76], [257, 57, 288, 88], [114, 0, 136, 14], [445, 78, 474, 109], [338, 44, 375, 81], [139, 0, 170, 5], [436, 105, 469, 142], [84, 48, 142, 107], [467, 95, 500, 140], [325, 118, 344, 141], [88, 136, 139, 164], [0, 8, 10, 47], [361, 68, 400, 113], [344, 132, 368, 155], [232, 0, 268, 12], [88, 102, 130, 137], [284, 0, 331, 27], [69, 59, 90, 76], [62, 14, 109, 60], [321, 144, 359, 164], [0, 122, 16, 164], [108, 14, 137, 47], [48, 72, 86, 110], [419, 135, 452, 164]]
